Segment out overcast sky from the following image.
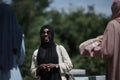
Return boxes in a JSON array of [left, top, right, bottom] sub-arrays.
[[47, 0, 113, 16]]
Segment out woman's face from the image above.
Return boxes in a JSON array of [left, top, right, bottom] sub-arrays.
[[41, 28, 51, 42]]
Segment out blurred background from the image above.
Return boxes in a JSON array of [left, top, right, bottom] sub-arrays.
[[4, 0, 113, 80]]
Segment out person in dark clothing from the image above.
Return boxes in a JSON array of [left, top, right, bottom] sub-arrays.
[[31, 25, 73, 80], [0, 2, 25, 80]]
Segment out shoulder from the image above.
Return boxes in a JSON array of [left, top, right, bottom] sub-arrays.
[[107, 19, 120, 26], [107, 20, 115, 26], [56, 44, 65, 49], [105, 20, 117, 30], [56, 44, 67, 52], [32, 49, 38, 57], [0, 3, 13, 14]]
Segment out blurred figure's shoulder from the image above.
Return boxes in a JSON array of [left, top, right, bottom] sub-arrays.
[[33, 49, 38, 56]]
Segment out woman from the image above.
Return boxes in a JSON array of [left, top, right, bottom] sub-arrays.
[[31, 25, 73, 80], [101, 1, 120, 80], [79, 1, 120, 80], [0, 2, 25, 80]]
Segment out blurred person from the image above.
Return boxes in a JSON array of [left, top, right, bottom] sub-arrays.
[[31, 25, 73, 80], [0, 2, 25, 80], [79, 0, 120, 80]]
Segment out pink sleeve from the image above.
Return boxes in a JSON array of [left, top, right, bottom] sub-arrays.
[[79, 38, 102, 57], [101, 22, 115, 59]]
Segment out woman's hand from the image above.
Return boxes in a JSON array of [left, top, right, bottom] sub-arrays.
[[36, 64, 47, 75], [96, 35, 103, 41], [39, 64, 47, 69], [37, 63, 57, 72], [45, 63, 56, 71]]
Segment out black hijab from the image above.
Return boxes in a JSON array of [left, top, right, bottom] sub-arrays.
[[37, 25, 58, 65], [0, 3, 23, 72], [37, 25, 61, 80]]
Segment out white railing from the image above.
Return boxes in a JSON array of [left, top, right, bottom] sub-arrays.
[[69, 69, 86, 76], [69, 69, 105, 80], [75, 75, 105, 80]]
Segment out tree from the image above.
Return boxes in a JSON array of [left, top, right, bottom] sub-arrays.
[[11, 1, 111, 79], [11, 0, 53, 80]]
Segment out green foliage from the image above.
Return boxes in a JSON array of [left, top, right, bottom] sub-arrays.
[[11, 1, 111, 79]]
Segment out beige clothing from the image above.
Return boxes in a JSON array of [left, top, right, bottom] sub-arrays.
[[80, 1, 120, 80], [79, 38, 102, 57], [101, 19, 120, 80], [31, 45, 73, 80], [79, 19, 120, 80]]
